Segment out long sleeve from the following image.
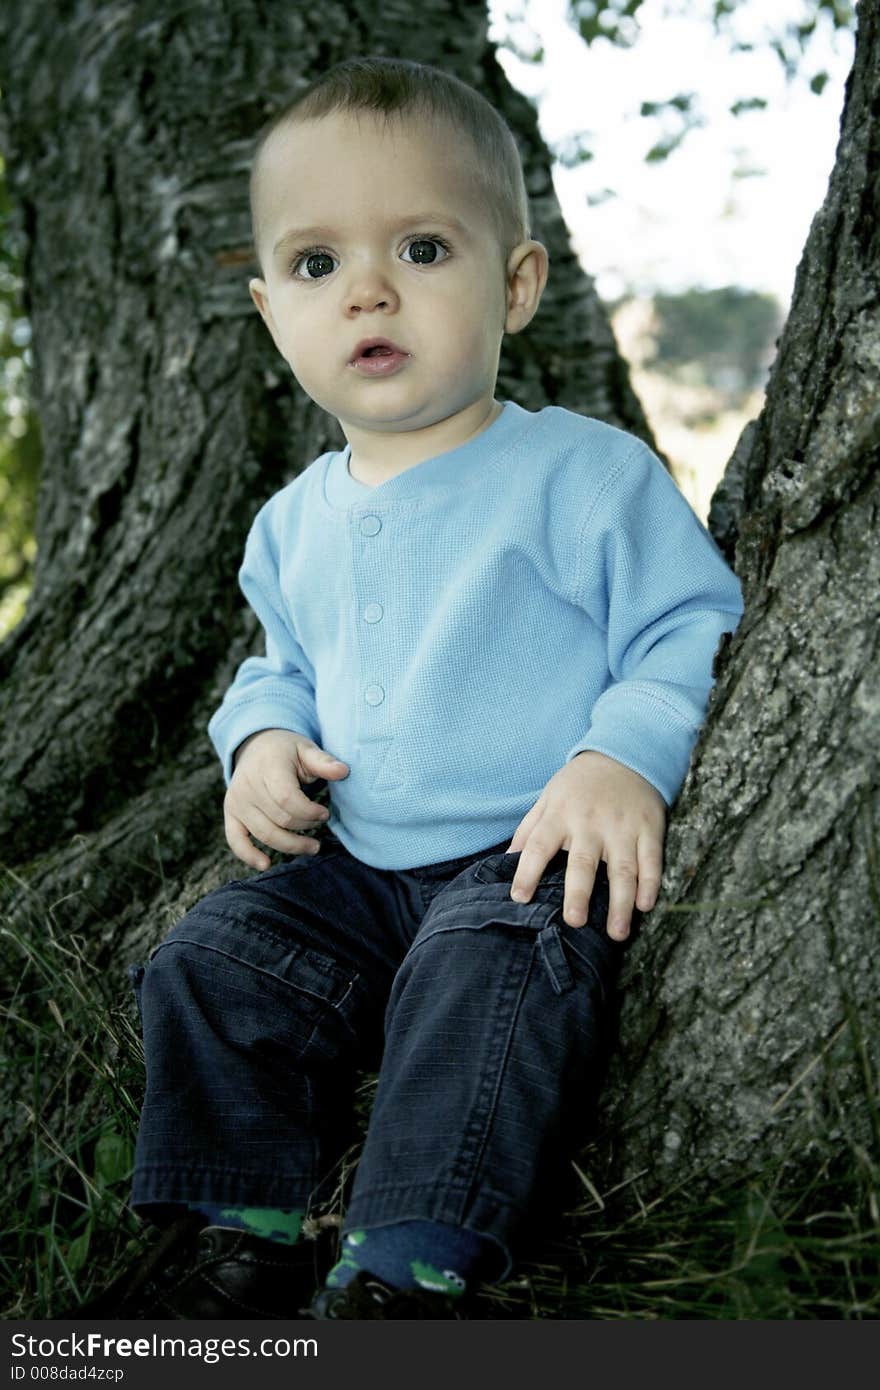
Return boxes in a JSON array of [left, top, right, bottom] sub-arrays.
[[564, 439, 743, 804], [207, 497, 321, 784]]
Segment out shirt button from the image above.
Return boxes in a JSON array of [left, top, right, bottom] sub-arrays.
[[363, 603, 384, 623], [359, 515, 382, 536], [364, 684, 385, 706]]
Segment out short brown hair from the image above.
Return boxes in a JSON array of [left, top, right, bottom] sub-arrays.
[[250, 56, 531, 267]]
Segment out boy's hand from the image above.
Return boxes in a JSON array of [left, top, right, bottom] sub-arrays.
[[506, 751, 666, 941], [224, 729, 349, 871]]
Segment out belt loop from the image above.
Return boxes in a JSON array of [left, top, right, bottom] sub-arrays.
[[538, 922, 575, 995]]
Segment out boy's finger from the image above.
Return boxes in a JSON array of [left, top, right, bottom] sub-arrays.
[[505, 800, 542, 854], [300, 744, 350, 779], [636, 836, 663, 912], [560, 846, 601, 928], [510, 832, 560, 903], [264, 783, 330, 827], [239, 804, 321, 857], [223, 811, 270, 872], [260, 772, 330, 825], [606, 853, 639, 940]]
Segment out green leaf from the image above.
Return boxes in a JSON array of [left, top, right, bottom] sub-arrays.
[[552, 132, 595, 168], [730, 98, 768, 117], [645, 133, 686, 163], [825, 1, 855, 30], [641, 94, 693, 119], [810, 71, 829, 95], [67, 1227, 92, 1273], [727, 1189, 795, 1318], [94, 1131, 133, 1186]]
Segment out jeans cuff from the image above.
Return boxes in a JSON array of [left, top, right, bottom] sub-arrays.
[[343, 1179, 518, 1282], [130, 1162, 321, 1214]]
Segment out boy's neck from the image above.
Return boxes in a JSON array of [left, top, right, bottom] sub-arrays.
[[344, 398, 503, 488]]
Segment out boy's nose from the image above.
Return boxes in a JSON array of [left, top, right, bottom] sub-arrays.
[[344, 264, 400, 315], [349, 294, 392, 313]]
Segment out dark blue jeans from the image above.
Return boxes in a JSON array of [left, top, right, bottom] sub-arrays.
[[130, 832, 624, 1277]]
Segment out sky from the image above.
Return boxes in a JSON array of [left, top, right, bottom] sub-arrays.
[[488, 0, 855, 307]]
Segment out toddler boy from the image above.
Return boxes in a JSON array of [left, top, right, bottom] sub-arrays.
[[79, 55, 742, 1320]]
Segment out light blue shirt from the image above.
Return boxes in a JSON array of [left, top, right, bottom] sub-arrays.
[[208, 400, 743, 868]]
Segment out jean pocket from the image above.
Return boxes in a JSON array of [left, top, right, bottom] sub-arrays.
[[418, 848, 564, 955], [477, 852, 612, 928], [147, 925, 371, 1065], [464, 854, 620, 993]]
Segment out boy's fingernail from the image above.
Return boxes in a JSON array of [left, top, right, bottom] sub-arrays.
[[511, 888, 528, 902]]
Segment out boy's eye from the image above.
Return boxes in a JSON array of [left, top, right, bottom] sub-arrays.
[[401, 237, 450, 265], [293, 250, 338, 281]]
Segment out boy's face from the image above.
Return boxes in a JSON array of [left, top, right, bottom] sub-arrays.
[[249, 110, 545, 456]]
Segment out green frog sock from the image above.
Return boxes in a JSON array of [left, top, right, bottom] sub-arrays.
[[324, 1220, 496, 1299], [186, 1202, 304, 1246]]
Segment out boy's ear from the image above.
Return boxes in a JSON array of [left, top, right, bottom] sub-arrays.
[[504, 240, 550, 336], [249, 278, 283, 352]]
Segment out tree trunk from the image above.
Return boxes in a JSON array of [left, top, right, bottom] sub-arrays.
[[601, 0, 880, 1195]]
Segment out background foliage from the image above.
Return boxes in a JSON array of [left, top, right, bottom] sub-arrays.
[[0, 154, 39, 638]]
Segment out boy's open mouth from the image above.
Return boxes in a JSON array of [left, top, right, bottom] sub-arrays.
[[350, 337, 409, 360], [349, 337, 411, 374]]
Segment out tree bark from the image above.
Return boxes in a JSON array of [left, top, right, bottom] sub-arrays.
[[602, 0, 880, 1195]]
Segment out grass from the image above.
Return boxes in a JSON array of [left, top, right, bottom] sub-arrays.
[[500, 1151, 880, 1319], [1, 867, 878, 1320], [0, 870, 145, 1318]]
